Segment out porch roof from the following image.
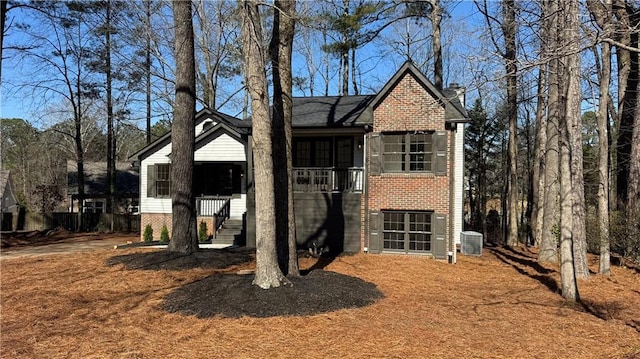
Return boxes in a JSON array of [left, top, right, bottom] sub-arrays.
[[289, 95, 375, 128]]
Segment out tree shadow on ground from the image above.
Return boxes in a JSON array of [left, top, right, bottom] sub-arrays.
[[487, 246, 559, 294], [489, 247, 640, 334], [106, 248, 254, 271], [162, 269, 384, 318]]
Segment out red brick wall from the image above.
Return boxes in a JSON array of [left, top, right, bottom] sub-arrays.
[[140, 213, 214, 241], [140, 213, 172, 241], [373, 74, 446, 132], [365, 72, 451, 248]]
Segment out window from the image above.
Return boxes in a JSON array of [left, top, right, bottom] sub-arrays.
[[293, 138, 333, 167], [83, 200, 104, 214], [382, 133, 433, 172], [383, 211, 432, 253], [156, 164, 170, 197]]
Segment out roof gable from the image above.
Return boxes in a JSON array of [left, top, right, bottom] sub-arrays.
[[129, 108, 247, 161], [371, 61, 468, 121]]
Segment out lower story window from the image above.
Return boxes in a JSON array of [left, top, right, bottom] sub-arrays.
[[383, 211, 432, 252]]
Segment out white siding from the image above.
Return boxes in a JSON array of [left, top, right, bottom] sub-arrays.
[[195, 133, 246, 162], [140, 142, 172, 214], [230, 194, 246, 219], [453, 123, 465, 244], [140, 130, 247, 215]]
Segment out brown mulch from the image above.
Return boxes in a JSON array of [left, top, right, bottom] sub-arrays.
[[0, 228, 128, 249], [1, 237, 640, 359]]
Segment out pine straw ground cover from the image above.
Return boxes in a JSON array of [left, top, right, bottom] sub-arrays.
[[1, 240, 639, 359]]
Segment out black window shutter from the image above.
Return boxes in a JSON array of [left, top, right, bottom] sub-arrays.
[[147, 165, 156, 197], [433, 213, 447, 259], [434, 131, 447, 176], [369, 133, 381, 175], [368, 211, 382, 253]]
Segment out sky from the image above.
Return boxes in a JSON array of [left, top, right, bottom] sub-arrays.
[[0, 1, 483, 127]]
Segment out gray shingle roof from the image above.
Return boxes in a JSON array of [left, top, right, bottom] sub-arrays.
[[290, 95, 375, 127], [67, 162, 139, 197]]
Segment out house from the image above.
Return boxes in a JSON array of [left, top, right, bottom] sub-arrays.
[[1, 170, 20, 230], [131, 61, 469, 257], [67, 161, 140, 214]]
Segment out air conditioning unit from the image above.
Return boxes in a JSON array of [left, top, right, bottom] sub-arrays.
[[460, 231, 483, 256]]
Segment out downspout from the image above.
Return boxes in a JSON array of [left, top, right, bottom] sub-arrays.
[[363, 127, 369, 252], [448, 126, 456, 264]]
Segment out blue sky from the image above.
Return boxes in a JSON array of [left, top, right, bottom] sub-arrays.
[[1, 1, 483, 126]]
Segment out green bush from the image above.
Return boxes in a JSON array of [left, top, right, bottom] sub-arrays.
[[160, 224, 170, 243], [143, 224, 153, 242], [198, 221, 209, 242]]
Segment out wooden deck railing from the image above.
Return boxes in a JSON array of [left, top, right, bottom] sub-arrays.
[[292, 167, 363, 193]]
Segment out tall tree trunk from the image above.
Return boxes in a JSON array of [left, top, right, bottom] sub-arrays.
[[105, 0, 116, 230], [341, 0, 349, 96], [503, 0, 519, 247], [565, 3, 588, 280], [598, 35, 612, 276], [612, 0, 636, 209], [1, 0, 7, 82], [559, 0, 581, 300], [167, 0, 198, 254], [270, 0, 299, 277], [532, 55, 547, 247], [351, 47, 358, 95], [586, 0, 612, 275], [240, 0, 288, 289], [628, 77, 640, 240], [145, 0, 152, 144], [430, 0, 443, 90], [539, 0, 560, 263]]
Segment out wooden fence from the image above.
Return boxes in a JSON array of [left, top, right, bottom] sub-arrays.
[[0, 212, 140, 233]]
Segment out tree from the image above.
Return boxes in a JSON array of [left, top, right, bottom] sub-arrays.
[[240, 0, 289, 289], [564, 0, 589, 282], [167, 0, 198, 254], [586, 0, 614, 275], [322, 0, 386, 95], [16, 1, 107, 221], [193, 0, 243, 111], [539, 0, 560, 263], [465, 97, 501, 236], [270, 0, 299, 277], [476, 0, 519, 246]]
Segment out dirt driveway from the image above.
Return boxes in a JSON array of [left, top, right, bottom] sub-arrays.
[[0, 231, 139, 260]]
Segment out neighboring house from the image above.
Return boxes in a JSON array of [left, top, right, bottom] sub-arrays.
[[1, 170, 20, 231], [67, 161, 140, 214], [0, 170, 19, 214], [131, 61, 469, 257]]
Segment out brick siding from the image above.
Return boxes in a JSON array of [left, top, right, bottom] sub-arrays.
[[140, 213, 215, 241], [365, 72, 451, 249]]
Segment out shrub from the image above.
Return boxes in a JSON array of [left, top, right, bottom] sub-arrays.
[[160, 224, 170, 243], [143, 224, 153, 242], [198, 221, 209, 242]]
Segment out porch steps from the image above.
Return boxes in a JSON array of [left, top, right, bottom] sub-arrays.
[[214, 218, 244, 246]]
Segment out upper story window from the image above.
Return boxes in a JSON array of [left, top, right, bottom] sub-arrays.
[[370, 131, 447, 176], [382, 133, 433, 172]]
